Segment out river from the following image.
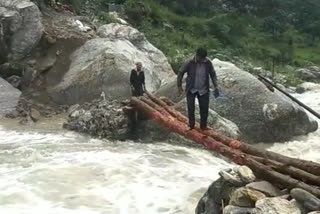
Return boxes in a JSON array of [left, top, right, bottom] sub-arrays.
[[0, 86, 319, 214]]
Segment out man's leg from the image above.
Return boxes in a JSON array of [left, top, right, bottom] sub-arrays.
[[198, 92, 210, 130], [186, 92, 196, 129]]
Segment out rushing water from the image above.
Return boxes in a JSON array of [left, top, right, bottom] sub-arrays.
[[0, 86, 319, 214]]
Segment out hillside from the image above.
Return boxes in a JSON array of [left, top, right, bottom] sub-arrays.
[[42, 0, 320, 85]]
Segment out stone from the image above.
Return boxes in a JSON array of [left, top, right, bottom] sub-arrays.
[[246, 181, 282, 197], [255, 198, 301, 214], [223, 205, 257, 214], [229, 187, 266, 207], [296, 67, 320, 83], [308, 212, 320, 214], [235, 166, 256, 184], [219, 169, 244, 187], [296, 82, 320, 94], [30, 108, 41, 122], [49, 23, 175, 105], [175, 98, 241, 139], [0, 0, 43, 61], [291, 188, 320, 212], [196, 177, 237, 214], [291, 199, 308, 214], [210, 59, 318, 143], [6, 75, 21, 89], [63, 99, 129, 140], [0, 77, 21, 118]]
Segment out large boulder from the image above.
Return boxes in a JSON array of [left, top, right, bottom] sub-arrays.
[[296, 66, 320, 83], [210, 59, 318, 143], [0, 0, 43, 61], [0, 77, 21, 118], [49, 23, 175, 105]]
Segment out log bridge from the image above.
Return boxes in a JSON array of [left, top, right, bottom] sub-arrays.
[[126, 92, 320, 198]]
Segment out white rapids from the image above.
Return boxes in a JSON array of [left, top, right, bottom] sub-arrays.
[[0, 85, 319, 214]]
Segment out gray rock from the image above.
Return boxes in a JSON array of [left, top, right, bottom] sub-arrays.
[[175, 98, 241, 139], [30, 108, 41, 122], [50, 23, 175, 105], [291, 188, 320, 212], [6, 75, 21, 88], [219, 170, 244, 187], [0, 0, 43, 60], [223, 205, 257, 214], [235, 166, 256, 184], [296, 82, 320, 94], [196, 177, 237, 214], [291, 199, 308, 214], [255, 198, 301, 214], [0, 77, 21, 118], [210, 59, 318, 143], [246, 181, 282, 197], [229, 187, 266, 207], [296, 67, 320, 83]]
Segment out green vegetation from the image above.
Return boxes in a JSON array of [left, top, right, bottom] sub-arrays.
[[49, 0, 320, 85]]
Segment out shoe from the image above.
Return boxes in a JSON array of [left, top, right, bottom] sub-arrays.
[[200, 126, 210, 131], [189, 125, 194, 130]]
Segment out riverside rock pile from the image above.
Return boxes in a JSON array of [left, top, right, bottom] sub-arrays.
[[196, 166, 320, 214], [63, 99, 129, 140]]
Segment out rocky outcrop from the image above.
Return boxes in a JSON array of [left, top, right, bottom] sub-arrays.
[[297, 66, 320, 83], [210, 59, 318, 143], [0, 77, 21, 118], [63, 98, 129, 140], [50, 23, 175, 105], [196, 166, 318, 214], [0, 0, 43, 61]]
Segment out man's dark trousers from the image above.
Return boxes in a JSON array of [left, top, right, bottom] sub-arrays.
[[187, 91, 209, 129]]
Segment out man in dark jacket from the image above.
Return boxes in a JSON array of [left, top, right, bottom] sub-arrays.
[[130, 62, 146, 97], [177, 48, 219, 130]]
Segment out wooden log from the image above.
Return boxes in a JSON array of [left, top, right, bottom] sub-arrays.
[[146, 92, 320, 176], [252, 156, 320, 186], [131, 97, 320, 197]]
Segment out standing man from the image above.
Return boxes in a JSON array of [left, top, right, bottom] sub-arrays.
[[130, 62, 146, 97], [177, 48, 219, 130]]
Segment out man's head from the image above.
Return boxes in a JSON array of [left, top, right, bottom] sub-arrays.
[[136, 62, 142, 71], [196, 48, 207, 62]]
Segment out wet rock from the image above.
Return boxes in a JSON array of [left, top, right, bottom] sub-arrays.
[[296, 67, 320, 83], [30, 108, 41, 122], [210, 59, 318, 143], [0, 0, 43, 60], [291, 199, 308, 214], [246, 181, 282, 197], [196, 177, 237, 214], [290, 188, 320, 212], [255, 198, 301, 214], [235, 166, 256, 184], [296, 82, 320, 94], [6, 75, 21, 89], [0, 77, 21, 118], [223, 205, 257, 214], [229, 187, 266, 207], [63, 99, 129, 140], [219, 169, 243, 187]]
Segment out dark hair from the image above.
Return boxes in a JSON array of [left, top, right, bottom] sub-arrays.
[[196, 48, 207, 58]]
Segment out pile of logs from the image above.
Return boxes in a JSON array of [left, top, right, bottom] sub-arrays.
[[130, 92, 320, 198]]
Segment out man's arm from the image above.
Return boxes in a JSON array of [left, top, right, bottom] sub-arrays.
[[177, 61, 189, 89], [130, 70, 135, 89], [208, 62, 218, 89], [142, 71, 146, 91]]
